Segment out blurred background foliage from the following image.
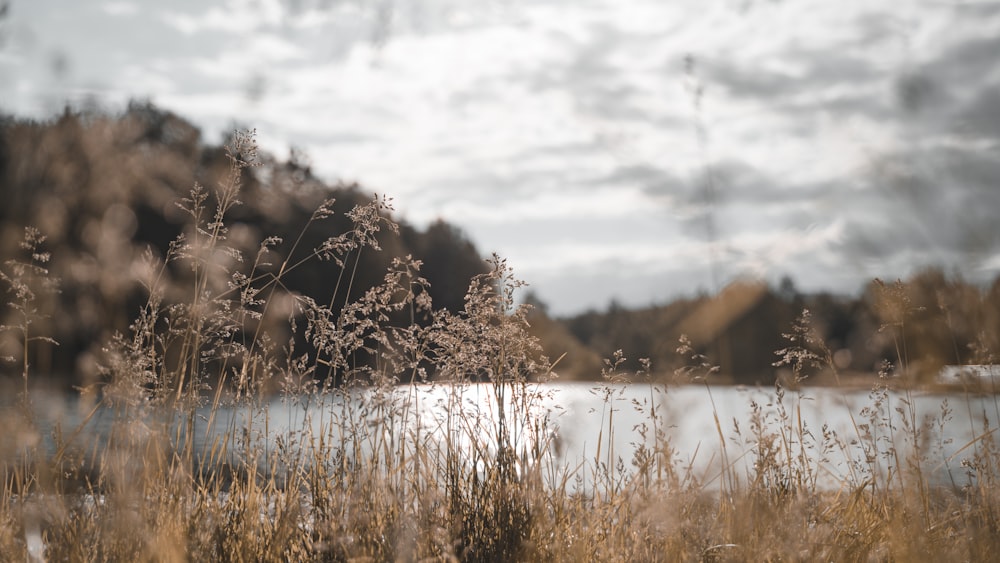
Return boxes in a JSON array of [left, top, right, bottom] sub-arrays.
[[560, 271, 1000, 386], [0, 102, 490, 386], [1, 102, 999, 388]]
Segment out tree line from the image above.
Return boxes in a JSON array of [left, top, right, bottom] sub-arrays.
[[537, 270, 1000, 385], [0, 102, 487, 387]]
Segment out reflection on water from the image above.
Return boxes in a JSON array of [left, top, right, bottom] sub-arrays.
[[5, 383, 999, 491]]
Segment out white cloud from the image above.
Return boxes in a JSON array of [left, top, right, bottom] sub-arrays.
[[725, 220, 847, 276], [188, 35, 305, 80], [102, 2, 139, 17], [7, 0, 1000, 313], [160, 2, 282, 35], [979, 252, 1000, 274]]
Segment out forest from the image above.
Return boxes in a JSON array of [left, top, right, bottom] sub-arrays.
[[0, 103, 488, 387], [2, 103, 999, 389]]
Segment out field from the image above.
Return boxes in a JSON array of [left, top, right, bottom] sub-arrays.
[[3, 132, 1000, 562]]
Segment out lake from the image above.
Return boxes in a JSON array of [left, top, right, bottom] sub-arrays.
[[5, 382, 999, 492]]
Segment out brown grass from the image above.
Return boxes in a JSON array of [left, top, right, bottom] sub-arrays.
[[3, 131, 1000, 562]]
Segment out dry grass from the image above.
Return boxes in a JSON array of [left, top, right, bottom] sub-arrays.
[[3, 131, 1000, 562]]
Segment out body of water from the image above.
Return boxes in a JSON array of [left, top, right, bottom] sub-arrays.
[[5, 382, 999, 492]]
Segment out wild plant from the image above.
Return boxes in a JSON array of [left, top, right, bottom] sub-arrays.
[[587, 349, 629, 498], [420, 254, 556, 562], [0, 227, 59, 402], [0, 227, 60, 525], [675, 334, 737, 496], [764, 309, 844, 496], [628, 357, 676, 492]]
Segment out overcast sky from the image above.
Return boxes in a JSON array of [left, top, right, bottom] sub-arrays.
[[2, 0, 1000, 315]]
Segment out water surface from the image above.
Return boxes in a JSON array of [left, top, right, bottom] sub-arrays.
[[6, 382, 998, 491]]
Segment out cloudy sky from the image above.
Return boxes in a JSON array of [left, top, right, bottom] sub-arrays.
[[2, 0, 1000, 315]]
